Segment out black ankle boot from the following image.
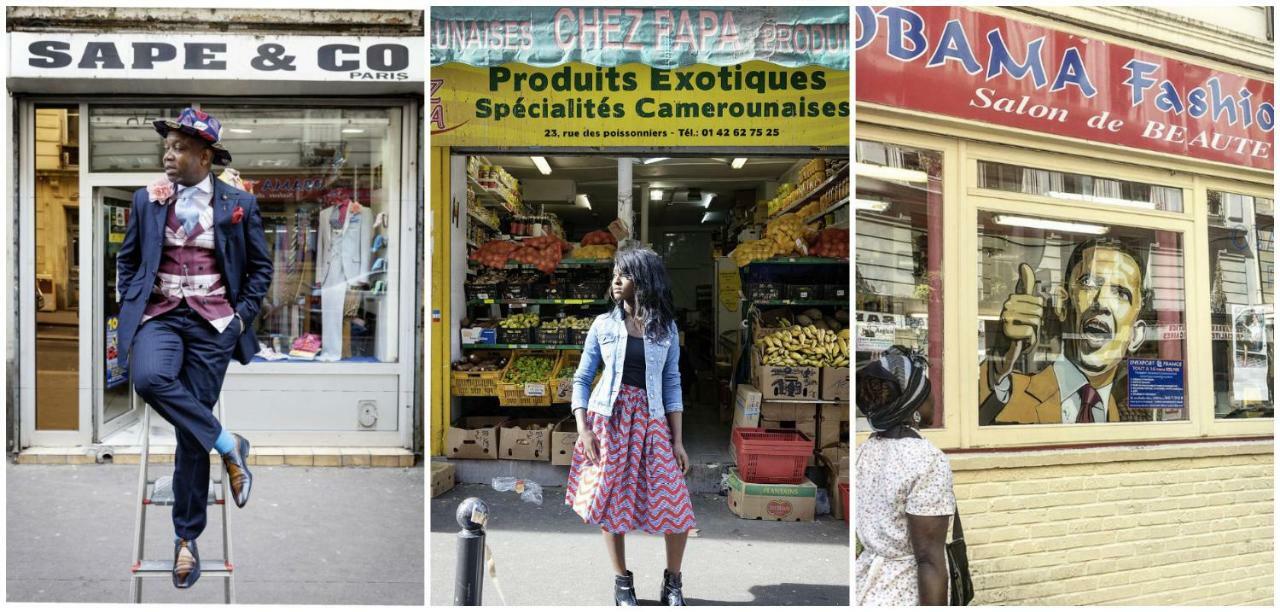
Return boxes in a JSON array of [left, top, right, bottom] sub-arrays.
[[660, 569, 686, 606], [614, 571, 638, 606]]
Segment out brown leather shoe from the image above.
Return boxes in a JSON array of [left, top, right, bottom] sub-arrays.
[[173, 539, 201, 588], [222, 434, 253, 508]]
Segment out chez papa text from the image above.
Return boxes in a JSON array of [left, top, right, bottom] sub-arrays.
[[857, 7, 1274, 160]]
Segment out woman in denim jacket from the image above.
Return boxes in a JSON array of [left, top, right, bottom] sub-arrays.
[[565, 245, 696, 606]]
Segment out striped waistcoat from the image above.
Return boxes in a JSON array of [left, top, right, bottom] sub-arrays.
[[141, 201, 235, 332]]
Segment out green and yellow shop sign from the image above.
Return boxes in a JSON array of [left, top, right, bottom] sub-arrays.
[[430, 7, 849, 147]]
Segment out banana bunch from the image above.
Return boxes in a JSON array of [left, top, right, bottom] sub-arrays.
[[756, 324, 850, 367], [499, 313, 540, 329], [732, 239, 777, 267]]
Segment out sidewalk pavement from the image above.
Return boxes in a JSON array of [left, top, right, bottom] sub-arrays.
[[430, 484, 850, 606], [6, 461, 424, 604]]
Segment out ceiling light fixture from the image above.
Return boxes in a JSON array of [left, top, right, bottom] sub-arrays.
[[649, 188, 664, 201], [341, 128, 365, 134], [992, 215, 1109, 235], [642, 157, 669, 164], [854, 162, 929, 184], [574, 194, 592, 210], [730, 158, 747, 169], [530, 156, 552, 175]]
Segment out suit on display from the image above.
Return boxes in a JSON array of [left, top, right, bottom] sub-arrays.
[[315, 201, 373, 361]]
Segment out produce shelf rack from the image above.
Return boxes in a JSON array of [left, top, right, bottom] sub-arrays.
[[767, 162, 850, 221], [743, 257, 849, 267], [745, 299, 850, 306]]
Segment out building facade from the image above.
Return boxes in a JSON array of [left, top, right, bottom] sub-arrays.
[[6, 8, 425, 460], [855, 6, 1273, 605]]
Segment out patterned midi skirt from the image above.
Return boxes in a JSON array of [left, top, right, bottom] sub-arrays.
[[565, 384, 697, 534]]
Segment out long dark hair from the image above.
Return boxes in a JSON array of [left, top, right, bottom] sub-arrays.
[[610, 243, 676, 341]]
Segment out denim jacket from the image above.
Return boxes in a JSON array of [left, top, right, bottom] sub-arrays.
[[572, 310, 683, 419]]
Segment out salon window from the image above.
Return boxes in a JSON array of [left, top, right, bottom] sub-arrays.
[[977, 160, 1184, 213], [854, 140, 944, 430], [1208, 191, 1274, 418], [976, 212, 1188, 426]]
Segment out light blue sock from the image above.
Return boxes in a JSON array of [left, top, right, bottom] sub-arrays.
[[213, 428, 236, 455]]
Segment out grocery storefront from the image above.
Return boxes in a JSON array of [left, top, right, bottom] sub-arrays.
[[430, 6, 852, 519], [6, 8, 425, 461], [855, 6, 1273, 605]]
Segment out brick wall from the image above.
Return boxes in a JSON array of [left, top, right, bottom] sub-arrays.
[[950, 441, 1273, 606]]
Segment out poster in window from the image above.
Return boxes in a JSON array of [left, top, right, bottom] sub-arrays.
[[1230, 304, 1271, 403]]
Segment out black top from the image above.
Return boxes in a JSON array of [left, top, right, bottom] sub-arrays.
[[621, 335, 647, 390]]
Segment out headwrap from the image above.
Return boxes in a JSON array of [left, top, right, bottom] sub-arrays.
[[857, 345, 932, 432]]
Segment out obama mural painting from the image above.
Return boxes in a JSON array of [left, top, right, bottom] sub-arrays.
[[978, 231, 1185, 426]]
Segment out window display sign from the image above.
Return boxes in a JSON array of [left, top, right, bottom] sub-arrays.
[[856, 6, 1275, 170], [1126, 359, 1185, 409], [105, 316, 127, 389], [1230, 304, 1271, 403], [431, 7, 849, 147]]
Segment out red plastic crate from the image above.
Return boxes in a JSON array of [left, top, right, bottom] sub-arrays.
[[732, 427, 813, 484], [840, 482, 850, 525]]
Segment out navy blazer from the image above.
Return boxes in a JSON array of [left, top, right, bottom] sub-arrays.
[[115, 174, 273, 366]]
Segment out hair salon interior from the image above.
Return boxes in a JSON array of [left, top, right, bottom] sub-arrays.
[[5, 7, 426, 465]]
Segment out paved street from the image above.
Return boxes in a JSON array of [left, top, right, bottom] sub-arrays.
[[7, 462, 423, 604], [430, 483, 850, 606]]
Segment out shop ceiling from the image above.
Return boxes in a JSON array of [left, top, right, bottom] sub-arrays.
[[484, 155, 803, 229]]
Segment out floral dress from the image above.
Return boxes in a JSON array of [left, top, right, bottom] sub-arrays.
[[855, 435, 955, 606]]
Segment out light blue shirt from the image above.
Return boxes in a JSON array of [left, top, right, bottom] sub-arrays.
[[572, 309, 683, 419]]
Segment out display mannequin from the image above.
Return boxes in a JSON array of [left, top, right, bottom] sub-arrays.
[[315, 199, 372, 361]]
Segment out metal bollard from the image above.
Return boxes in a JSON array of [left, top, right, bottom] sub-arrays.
[[454, 497, 490, 606]]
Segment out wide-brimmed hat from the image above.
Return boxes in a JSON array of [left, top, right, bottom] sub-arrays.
[[154, 107, 232, 165]]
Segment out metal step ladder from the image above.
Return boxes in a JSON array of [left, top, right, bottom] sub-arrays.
[[129, 388, 235, 603]]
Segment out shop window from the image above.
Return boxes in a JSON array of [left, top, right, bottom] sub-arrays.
[[978, 160, 1184, 212], [1208, 191, 1274, 418], [129, 105, 402, 364], [976, 211, 1188, 425], [854, 140, 944, 428]]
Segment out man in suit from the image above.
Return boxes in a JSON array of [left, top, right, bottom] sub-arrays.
[[115, 108, 272, 588], [979, 239, 1150, 425]]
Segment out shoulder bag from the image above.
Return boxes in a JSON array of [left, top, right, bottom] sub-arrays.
[[946, 510, 974, 606]]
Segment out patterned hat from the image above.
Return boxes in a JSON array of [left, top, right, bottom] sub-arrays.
[[153, 107, 232, 165]]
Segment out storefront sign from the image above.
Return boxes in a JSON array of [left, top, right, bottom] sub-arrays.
[[431, 6, 848, 147], [1127, 359, 1185, 409], [431, 7, 850, 71], [856, 6, 1275, 170], [431, 60, 848, 146], [10, 33, 424, 82]]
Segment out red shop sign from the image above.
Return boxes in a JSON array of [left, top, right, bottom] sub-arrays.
[[856, 6, 1275, 171]]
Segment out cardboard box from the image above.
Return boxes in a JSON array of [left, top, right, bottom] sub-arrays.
[[550, 418, 579, 466], [430, 461, 457, 498], [752, 348, 820, 400], [732, 384, 764, 429], [830, 474, 849, 521], [445, 417, 509, 460], [498, 419, 557, 461], [760, 402, 818, 423], [819, 442, 850, 477], [821, 366, 850, 401], [817, 404, 851, 450], [726, 468, 816, 522]]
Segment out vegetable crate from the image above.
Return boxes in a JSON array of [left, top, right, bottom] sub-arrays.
[[450, 351, 510, 397], [731, 427, 813, 484], [497, 350, 562, 407], [497, 326, 533, 345], [534, 327, 565, 345]]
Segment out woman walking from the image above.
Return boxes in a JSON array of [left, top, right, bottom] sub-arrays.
[[565, 244, 696, 606], [855, 346, 955, 606]]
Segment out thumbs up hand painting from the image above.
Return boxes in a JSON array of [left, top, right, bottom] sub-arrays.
[[992, 263, 1046, 386]]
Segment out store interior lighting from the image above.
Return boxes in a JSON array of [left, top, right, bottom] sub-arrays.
[[642, 157, 669, 164], [341, 128, 365, 134], [650, 188, 664, 201], [731, 158, 748, 169], [1046, 191, 1156, 210], [530, 156, 552, 175], [574, 194, 592, 210], [855, 162, 929, 184], [854, 198, 891, 212], [992, 214, 1109, 235]]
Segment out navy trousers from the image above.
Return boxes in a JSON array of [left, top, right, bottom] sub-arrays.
[[130, 302, 239, 540]]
